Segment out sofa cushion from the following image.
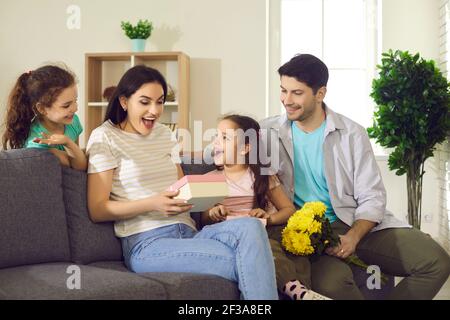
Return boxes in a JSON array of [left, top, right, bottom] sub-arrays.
[[89, 261, 239, 300], [62, 166, 123, 264], [0, 149, 71, 268], [0, 263, 167, 299], [88, 260, 129, 272], [138, 272, 240, 300]]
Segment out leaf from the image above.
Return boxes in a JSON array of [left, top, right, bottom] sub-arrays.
[[370, 50, 450, 177]]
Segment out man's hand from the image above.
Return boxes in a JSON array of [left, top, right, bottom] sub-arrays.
[[325, 232, 359, 259], [325, 219, 376, 259]]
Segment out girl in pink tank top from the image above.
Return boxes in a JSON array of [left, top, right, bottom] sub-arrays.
[[200, 114, 331, 300]]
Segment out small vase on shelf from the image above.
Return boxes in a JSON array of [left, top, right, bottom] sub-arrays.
[[131, 39, 146, 52]]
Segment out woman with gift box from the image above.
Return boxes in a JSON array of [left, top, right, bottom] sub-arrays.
[[85, 65, 278, 300]]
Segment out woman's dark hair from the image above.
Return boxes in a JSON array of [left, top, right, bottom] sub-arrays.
[[2, 65, 76, 149], [221, 114, 270, 210], [278, 54, 329, 94], [104, 65, 167, 124]]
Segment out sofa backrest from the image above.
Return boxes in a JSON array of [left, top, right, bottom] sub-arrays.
[[62, 165, 123, 264], [0, 149, 71, 268]]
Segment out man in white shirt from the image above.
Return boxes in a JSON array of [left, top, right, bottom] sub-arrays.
[[260, 54, 450, 299]]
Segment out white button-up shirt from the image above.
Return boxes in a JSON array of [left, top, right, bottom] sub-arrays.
[[260, 106, 410, 232]]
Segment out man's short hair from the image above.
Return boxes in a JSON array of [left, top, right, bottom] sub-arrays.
[[278, 54, 329, 94]]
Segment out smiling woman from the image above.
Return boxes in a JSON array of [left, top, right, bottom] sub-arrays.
[[117, 82, 164, 134], [103, 65, 168, 136], [85, 65, 279, 300]]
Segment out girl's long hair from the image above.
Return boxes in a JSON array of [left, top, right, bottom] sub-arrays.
[[2, 65, 75, 149], [221, 114, 270, 210]]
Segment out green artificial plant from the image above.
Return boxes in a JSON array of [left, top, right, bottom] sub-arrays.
[[368, 49, 450, 229], [121, 19, 153, 39]]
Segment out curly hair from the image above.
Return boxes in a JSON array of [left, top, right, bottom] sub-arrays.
[[2, 65, 75, 149]]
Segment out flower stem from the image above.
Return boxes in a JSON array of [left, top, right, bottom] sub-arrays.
[[345, 255, 389, 284]]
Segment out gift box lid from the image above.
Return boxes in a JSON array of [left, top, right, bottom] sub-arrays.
[[168, 174, 226, 191]]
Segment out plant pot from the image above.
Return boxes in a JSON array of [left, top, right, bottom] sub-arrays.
[[131, 39, 146, 52]]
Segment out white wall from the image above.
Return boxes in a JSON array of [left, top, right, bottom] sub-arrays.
[[380, 0, 441, 237], [0, 0, 267, 148], [383, 0, 440, 60]]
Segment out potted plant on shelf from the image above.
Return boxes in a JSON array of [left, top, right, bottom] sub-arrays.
[[121, 19, 153, 52], [368, 49, 450, 229], [166, 84, 176, 102]]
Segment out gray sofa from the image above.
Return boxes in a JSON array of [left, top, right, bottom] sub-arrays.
[[0, 148, 238, 299], [0, 148, 393, 300]]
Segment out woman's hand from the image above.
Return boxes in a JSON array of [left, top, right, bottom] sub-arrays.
[[248, 208, 270, 219], [33, 132, 70, 146], [148, 190, 193, 215], [208, 205, 228, 222]]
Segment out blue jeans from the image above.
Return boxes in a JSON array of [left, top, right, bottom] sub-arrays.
[[121, 217, 278, 300]]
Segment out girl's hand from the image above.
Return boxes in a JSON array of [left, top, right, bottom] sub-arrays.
[[33, 132, 70, 146], [208, 205, 228, 222], [248, 208, 270, 219], [148, 190, 193, 215], [48, 149, 71, 167]]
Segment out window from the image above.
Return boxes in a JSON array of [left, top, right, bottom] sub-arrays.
[[279, 0, 380, 129], [437, 0, 450, 252]]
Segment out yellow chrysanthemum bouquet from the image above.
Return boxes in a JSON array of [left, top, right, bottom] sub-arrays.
[[282, 201, 387, 283], [282, 202, 339, 257]]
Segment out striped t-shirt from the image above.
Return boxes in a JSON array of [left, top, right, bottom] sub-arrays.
[[86, 120, 196, 237]]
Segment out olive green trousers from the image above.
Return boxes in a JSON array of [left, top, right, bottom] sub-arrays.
[[267, 220, 450, 300]]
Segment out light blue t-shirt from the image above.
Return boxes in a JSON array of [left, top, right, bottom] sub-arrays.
[[24, 114, 83, 151], [292, 120, 337, 223]]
